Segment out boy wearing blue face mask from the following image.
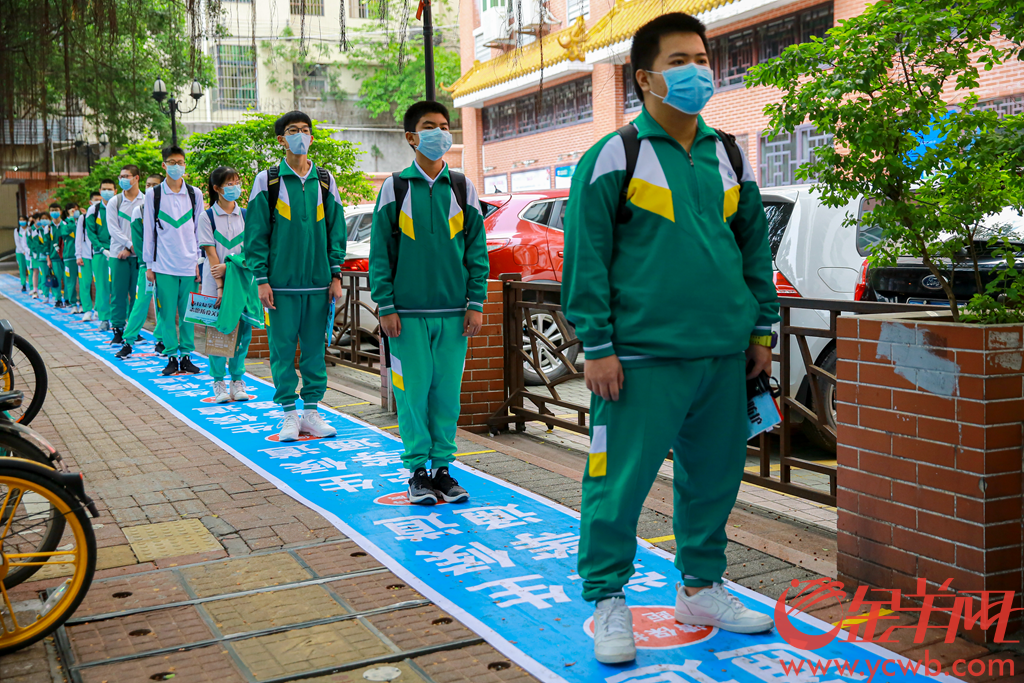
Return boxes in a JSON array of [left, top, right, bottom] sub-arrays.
[[46, 203, 66, 307], [77, 192, 101, 319], [368, 101, 489, 506], [60, 203, 81, 310], [86, 179, 117, 329], [117, 174, 166, 359], [15, 216, 29, 292], [563, 14, 779, 664], [245, 111, 344, 441], [107, 164, 145, 346]]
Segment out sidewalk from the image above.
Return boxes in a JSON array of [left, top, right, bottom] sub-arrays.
[[1, 295, 1020, 683]]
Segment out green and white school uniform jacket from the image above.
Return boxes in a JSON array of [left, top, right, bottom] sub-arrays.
[[141, 181, 205, 277]]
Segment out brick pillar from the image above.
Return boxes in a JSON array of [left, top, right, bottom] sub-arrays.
[[247, 328, 270, 359], [591, 63, 623, 138], [835, 314, 1024, 643], [459, 280, 505, 433]]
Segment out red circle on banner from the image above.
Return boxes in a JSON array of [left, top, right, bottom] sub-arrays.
[[583, 606, 716, 649], [200, 394, 257, 403], [374, 491, 448, 506], [265, 432, 322, 442]]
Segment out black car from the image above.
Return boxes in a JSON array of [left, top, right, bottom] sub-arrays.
[[866, 209, 1024, 305]]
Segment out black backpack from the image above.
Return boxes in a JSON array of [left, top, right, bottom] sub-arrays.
[[151, 184, 200, 263], [388, 170, 468, 274], [267, 165, 331, 227], [615, 123, 745, 239]]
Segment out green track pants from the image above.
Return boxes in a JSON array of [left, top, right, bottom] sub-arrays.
[[92, 252, 111, 321], [109, 255, 138, 329], [16, 254, 27, 288], [209, 324, 253, 381], [50, 259, 64, 301], [31, 259, 51, 297], [578, 354, 748, 602], [78, 259, 94, 312], [154, 273, 196, 358], [267, 292, 330, 412], [124, 266, 162, 343], [62, 258, 79, 305], [388, 315, 467, 472]]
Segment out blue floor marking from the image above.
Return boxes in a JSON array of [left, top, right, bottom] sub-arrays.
[[2, 275, 960, 683]]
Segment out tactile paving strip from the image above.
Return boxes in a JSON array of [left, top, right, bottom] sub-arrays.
[[122, 518, 223, 561]]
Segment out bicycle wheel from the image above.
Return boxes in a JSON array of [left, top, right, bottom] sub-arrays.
[[6, 335, 47, 425], [0, 462, 95, 656], [0, 431, 66, 588]]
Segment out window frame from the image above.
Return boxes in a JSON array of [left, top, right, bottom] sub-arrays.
[[482, 78, 593, 143], [214, 44, 258, 111]]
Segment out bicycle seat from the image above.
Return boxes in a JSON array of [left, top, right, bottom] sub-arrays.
[[0, 391, 23, 412]]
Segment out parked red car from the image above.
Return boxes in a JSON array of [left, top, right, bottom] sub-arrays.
[[480, 190, 575, 384]]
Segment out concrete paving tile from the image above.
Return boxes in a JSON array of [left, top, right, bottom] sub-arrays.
[[79, 645, 247, 683], [75, 570, 190, 618], [329, 572, 425, 612], [303, 661, 430, 683], [415, 642, 536, 683], [205, 584, 348, 635], [181, 552, 312, 597], [67, 605, 214, 663]]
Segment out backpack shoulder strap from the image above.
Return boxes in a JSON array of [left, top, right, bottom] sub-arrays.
[[267, 167, 281, 227], [714, 128, 745, 184], [390, 172, 408, 239], [316, 166, 330, 208], [188, 185, 199, 220], [615, 123, 640, 225], [206, 207, 215, 230], [152, 184, 163, 222], [449, 171, 468, 214], [241, 208, 247, 220]]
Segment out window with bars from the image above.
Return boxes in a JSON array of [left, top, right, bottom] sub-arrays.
[[215, 45, 258, 110], [710, 2, 833, 89], [976, 93, 1024, 118], [758, 125, 832, 187], [623, 64, 642, 112], [291, 0, 324, 15], [567, 0, 589, 22], [481, 78, 593, 142]]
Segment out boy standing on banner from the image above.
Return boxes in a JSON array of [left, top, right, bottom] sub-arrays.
[[368, 101, 489, 506], [60, 202, 81, 310], [143, 146, 204, 376], [77, 191, 101, 319], [564, 14, 779, 664], [197, 166, 252, 402], [106, 164, 145, 346], [33, 213, 55, 304], [46, 203, 65, 307], [245, 111, 342, 442], [86, 179, 116, 330], [15, 216, 29, 293], [117, 174, 165, 359]]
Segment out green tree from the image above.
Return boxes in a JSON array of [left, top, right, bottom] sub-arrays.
[[184, 113, 375, 206], [54, 140, 165, 206], [747, 0, 1024, 322], [346, 1, 462, 126]]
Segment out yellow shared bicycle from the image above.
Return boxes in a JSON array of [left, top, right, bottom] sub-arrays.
[[0, 390, 98, 655]]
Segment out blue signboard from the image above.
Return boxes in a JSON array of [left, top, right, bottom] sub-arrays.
[[2, 275, 964, 683]]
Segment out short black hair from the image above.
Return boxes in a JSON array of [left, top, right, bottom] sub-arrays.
[[89, 191, 101, 199], [275, 111, 313, 136], [630, 13, 710, 96], [99, 178, 116, 188], [48, 201, 61, 210], [148, 174, 163, 182], [121, 164, 141, 177], [64, 201, 78, 212], [161, 146, 186, 161], [208, 166, 240, 203], [403, 101, 450, 133]]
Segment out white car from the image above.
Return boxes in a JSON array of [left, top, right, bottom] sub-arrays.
[[761, 185, 871, 448]]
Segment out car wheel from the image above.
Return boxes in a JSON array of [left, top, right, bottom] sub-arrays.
[[523, 309, 580, 386], [802, 347, 838, 452]]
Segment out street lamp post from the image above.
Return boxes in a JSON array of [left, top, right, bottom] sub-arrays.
[[416, 0, 437, 101], [152, 79, 204, 148]]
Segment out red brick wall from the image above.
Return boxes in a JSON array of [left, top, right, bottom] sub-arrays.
[[459, 280, 506, 432], [835, 314, 1024, 641]]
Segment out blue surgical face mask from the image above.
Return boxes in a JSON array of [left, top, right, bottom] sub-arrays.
[[646, 63, 716, 115], [415, 128, 453, 161], [119, 177, 133, 190], [221, 184, 242, 202], [71, 209, 80, 219], [165, 163, 185, 180], [18, 220, 26, 227], [49, 211, 61, 220], [100, 189, 115, 202], [38, 219, 50, 227], [285, 132, 311, 155]]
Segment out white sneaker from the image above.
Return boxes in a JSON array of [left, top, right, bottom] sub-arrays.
[[278, 412, 301, 442], [300, 409, 337, 438], [230, 380, 250, 402], [675, 582, 774, 634], [81, 310, 90, 321], [212, 381, 231, 404], [98, 320, 110, 331], [593, 597, 636, 664]]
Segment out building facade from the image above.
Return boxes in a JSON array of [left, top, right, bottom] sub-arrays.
[[450, 0, 1024, 194]]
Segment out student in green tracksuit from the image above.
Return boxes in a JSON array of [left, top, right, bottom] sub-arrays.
[[31, 214, 55, 303], [245, 110, 343, 442], [27, 216, 43, 299], [45, 203, 65, 307], [369, 101, 489, 506], [86, 179, 117, 330], [117, 175, 165, 358], [563, 14, 779, 664], [77, 192, 101, 319], [15, 216, 29, 292], [60, 203, 81, 308]]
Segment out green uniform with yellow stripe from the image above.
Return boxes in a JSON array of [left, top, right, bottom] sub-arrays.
[[563, 108, 780, 601], [85, 201, 111, 322], [60, 217, 79, 304], [244, 160, 346, 412], [368, 163, 489, 472]]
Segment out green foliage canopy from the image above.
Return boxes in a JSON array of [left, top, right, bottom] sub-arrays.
[[54, 140, 165, 206]]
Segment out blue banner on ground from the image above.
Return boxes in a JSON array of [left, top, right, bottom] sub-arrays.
[[3, 276, 961, 683]]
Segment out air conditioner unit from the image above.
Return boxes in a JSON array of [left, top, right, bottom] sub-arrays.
[[480, 6, 514, 48]]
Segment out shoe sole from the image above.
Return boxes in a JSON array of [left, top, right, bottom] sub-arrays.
[[439, 491, 469, 504], [214, 397, 232, 404], [278, 433, 300, 442], [232, 395, 250, 402], [674, 612, 774, 634], [594, 648, 637, 664], [408, 491, 438, 505]]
